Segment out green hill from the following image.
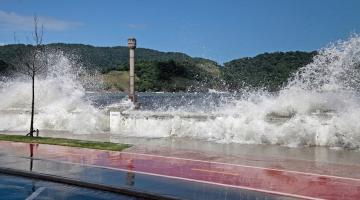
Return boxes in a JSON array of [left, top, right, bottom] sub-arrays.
[[0, 43, 223, 92], [0, 43, 316, 92], [223, 51, 316, 91]]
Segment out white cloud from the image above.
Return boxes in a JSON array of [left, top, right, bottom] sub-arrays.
[[0, 10, 82, 31]]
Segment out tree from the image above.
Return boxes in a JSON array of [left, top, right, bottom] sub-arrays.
[[13, 15, 48, 137]]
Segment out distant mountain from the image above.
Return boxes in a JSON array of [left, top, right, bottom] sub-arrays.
[[223, 51, 316, 91], [0, 43, 316, 92], [0, 43, 223, 91], [0, 43, 217, 71]]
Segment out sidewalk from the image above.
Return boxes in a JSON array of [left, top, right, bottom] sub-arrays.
[[0, 139, 360, 199], [0, 140, 283, 200]]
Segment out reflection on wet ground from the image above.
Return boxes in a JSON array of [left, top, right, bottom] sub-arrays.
[[0, 141, 289, 200], [0, 148, 283, 199], [1, 140, 360, 199], [0, 173, 135, 200]]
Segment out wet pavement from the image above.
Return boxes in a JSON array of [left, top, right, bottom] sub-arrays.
[[0, 141, 290, 200], [0, 173, 134, 200], [0, 140, 360, 199]]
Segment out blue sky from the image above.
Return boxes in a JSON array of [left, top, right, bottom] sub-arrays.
[[0, 0, 360, 63]]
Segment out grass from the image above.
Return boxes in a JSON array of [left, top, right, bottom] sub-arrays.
[[0, 134, 131, 151]]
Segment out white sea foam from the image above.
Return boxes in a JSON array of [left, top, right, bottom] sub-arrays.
[[1, 36, 360, 149], [114, 35, 360, 149], [0, 51, 107, 134]]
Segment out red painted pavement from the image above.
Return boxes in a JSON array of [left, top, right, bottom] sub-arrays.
[[0, 141, 360, 200]]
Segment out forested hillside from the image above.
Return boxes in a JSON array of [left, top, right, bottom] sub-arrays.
[[0, 43, 216, 72], [0, 43, 316, 92], [223, 51, 316, 91]]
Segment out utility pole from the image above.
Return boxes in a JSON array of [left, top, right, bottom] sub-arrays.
[[128, 38, 137, 103]]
